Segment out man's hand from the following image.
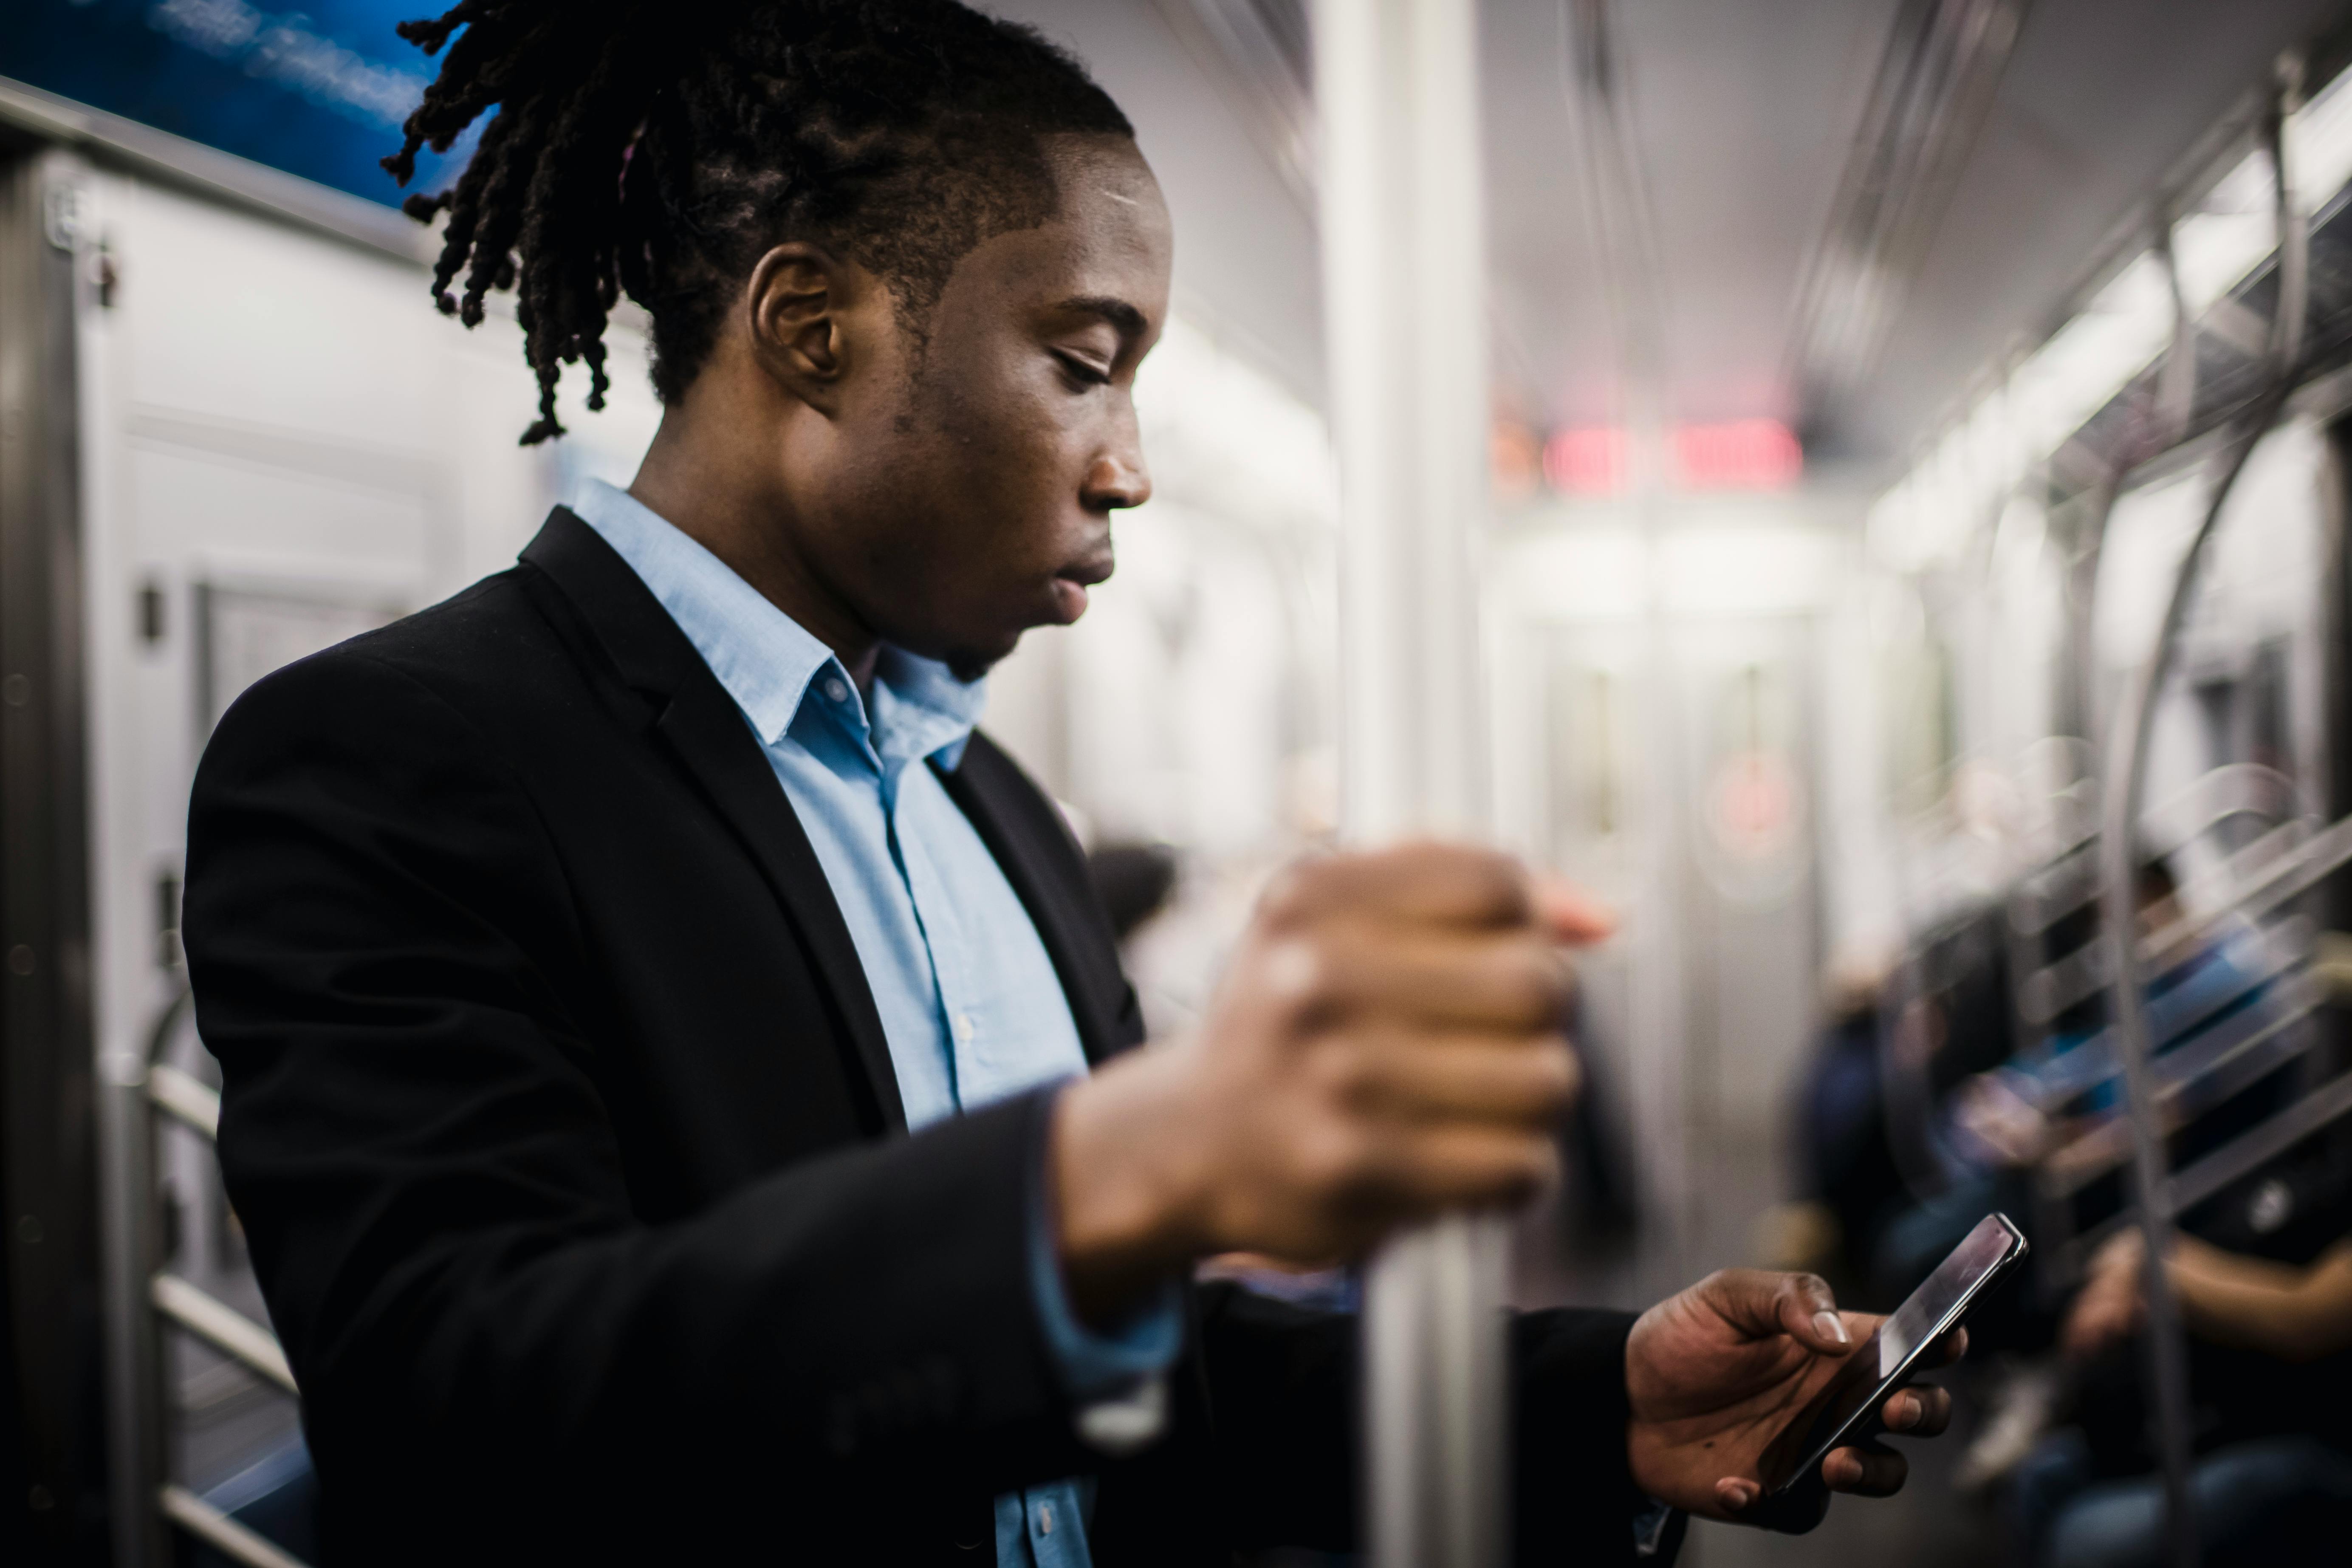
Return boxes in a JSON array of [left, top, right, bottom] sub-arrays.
[[1050, 844, 1609, 1321], [2065, 1227, 2352, 1365], [2061, 1230, 2147, 1362], [1951, 1072, 2051, 1167], [1626, 1270, 1962, 1529]]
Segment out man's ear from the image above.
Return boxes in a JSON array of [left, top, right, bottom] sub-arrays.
[[743, 242, 869, 414]]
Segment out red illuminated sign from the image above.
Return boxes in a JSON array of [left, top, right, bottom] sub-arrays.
[[1541, 427, 1629, 494], [1534, 421, 1802, 496], [1674, 419, 1803, 491]]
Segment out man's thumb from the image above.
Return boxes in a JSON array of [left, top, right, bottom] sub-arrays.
[[1698, 1269, 1852, 1351], [1740, 1269, 1844, 1354], [1768, 1271, 1852, 1353]]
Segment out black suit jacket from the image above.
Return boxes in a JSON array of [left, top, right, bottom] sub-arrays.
[[184, 508, 1651, 1565]]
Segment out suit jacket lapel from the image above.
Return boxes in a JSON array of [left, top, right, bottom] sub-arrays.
[[520, 509, 908, 1133], [934, 736, 1134, 1068]]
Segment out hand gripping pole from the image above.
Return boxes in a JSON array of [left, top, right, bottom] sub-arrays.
[[1312, 3, 1507, 1565]]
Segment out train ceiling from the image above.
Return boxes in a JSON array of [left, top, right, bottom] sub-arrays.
[[998, 0, 2352, 487]]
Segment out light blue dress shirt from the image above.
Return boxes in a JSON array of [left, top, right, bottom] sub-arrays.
[[569, 480, 1178, 1568]]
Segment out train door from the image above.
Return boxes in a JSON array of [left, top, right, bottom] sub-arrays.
[[1674, 613, 1822, 1265], [1491, 512, 1836, 1302], [82, 168, 465, 1566], [45, 148, 660, 1567]]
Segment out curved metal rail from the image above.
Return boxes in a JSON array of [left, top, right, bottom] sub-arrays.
[[159, 1484, 309, 1568], [137, 980, 313, 1568], [2096, 69, 2310, 1568]]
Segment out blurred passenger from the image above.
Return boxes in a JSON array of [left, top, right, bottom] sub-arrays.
[[1866, 903, 2026, 1307], [1085, 841, 1180, 948], [1776, 912, 2018, 1297], [1779, 944, 1906, 1290], [181, 4, 1968, 1565], [1558, 995, 1641, 1245], [2008, 1219, 2352, 1565], [1895, 863, 2321, 1493], [1874, 865, 2249, 1314]]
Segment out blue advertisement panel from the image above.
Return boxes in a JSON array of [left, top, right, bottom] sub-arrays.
[[2, 0, 473, 206]]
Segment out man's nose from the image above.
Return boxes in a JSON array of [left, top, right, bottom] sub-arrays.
[[1084, 442, 1152, 512]]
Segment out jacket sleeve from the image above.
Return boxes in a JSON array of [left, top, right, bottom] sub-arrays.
[[184, 647, 1091, 1561], [1090, 1281, 1657, 1567]]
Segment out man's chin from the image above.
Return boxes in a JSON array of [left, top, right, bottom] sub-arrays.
[[944, 649, 1000, 684], [1047, 575, 1093, 624], [942, 630, 1025, 684]]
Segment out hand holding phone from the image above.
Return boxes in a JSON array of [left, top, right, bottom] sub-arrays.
[[1623, 1215, 2018, 1532], [1756, 1215, 2025, 1502]]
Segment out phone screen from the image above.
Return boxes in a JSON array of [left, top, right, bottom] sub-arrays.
[[1756, 1212, 2026, 1495]]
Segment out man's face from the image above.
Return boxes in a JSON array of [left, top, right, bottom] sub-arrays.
[[796, 136, 1171, 678]]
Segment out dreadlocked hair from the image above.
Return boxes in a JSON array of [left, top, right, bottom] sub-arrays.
[[384, 0, 1133, 444]]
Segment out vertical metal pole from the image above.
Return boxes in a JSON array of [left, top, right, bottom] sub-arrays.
[[1561, 0, 1691, 1290], [2094, 227, 2202, 1568], [2095, 426, 2260, 1568], [2098, 72, 2304, 1568], [0, 145, 104, 1560], [1312, 3, 1506, 1566]]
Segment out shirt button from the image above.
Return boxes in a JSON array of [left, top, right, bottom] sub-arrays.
[[952, 1013, 974, 1043], [824, 678, 850, 703], [1037, 1501, 1054, 1537]]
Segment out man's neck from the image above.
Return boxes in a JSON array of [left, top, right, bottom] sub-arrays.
[[627, 423, 882, 689]]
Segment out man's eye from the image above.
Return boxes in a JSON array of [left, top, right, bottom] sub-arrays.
[[1053, 350, 1112, 387]]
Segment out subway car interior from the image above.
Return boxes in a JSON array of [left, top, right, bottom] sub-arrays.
[[12, 1, 2352, 1565]]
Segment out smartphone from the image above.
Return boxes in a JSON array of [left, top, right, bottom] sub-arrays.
[[1756, 1212, 2028, 1497]]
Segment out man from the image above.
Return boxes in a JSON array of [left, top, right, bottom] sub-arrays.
[[185, 3, 1957, 1562]]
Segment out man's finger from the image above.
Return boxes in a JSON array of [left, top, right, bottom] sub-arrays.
[[1882, 1386, 1952, 1437], [1377, 1123, 1562, 1212], [1822, 1444, 1908, 1497], [1346, 1031, 1580, 1126], [1267, 843, 1530, 930], [1284, 927, 1571, 1033], [1533, 875, 1617, 946]]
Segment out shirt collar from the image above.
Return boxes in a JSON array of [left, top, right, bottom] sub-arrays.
[[565, 478, 985, 768]]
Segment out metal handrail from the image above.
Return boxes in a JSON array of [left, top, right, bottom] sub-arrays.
[[147, 1062, 220, 1139], [2019, 919, 2313, 1112], [151, 1274, 296, 1395], [2003, 770, 2317, 1311], [139, 981, 314, 1568], [2145, 812, 2352, 971], [1883, 983, 1961, 1200], [2098, 407, 2265, 1568], [2026, 808, 2351, 1025], [159, 1483, 308, 1568], [2002, 756, 2106, 1305], [2095, 67, 2310, 1568], [2162, 1067, 2352, 1222], [2038, 974, 2321, 1198], [2009, 766, 2306, 942], [2056, 1067, 2352, 1279]]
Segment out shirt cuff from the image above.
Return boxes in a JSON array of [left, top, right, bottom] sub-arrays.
[[1633, 1497, 1687, 1559], [1025, 1118, 1183, 1455]]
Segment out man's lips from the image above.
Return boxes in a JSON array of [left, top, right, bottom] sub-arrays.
[[1061, 549, 1115, 588], [1050, 550, 1115, 622]]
